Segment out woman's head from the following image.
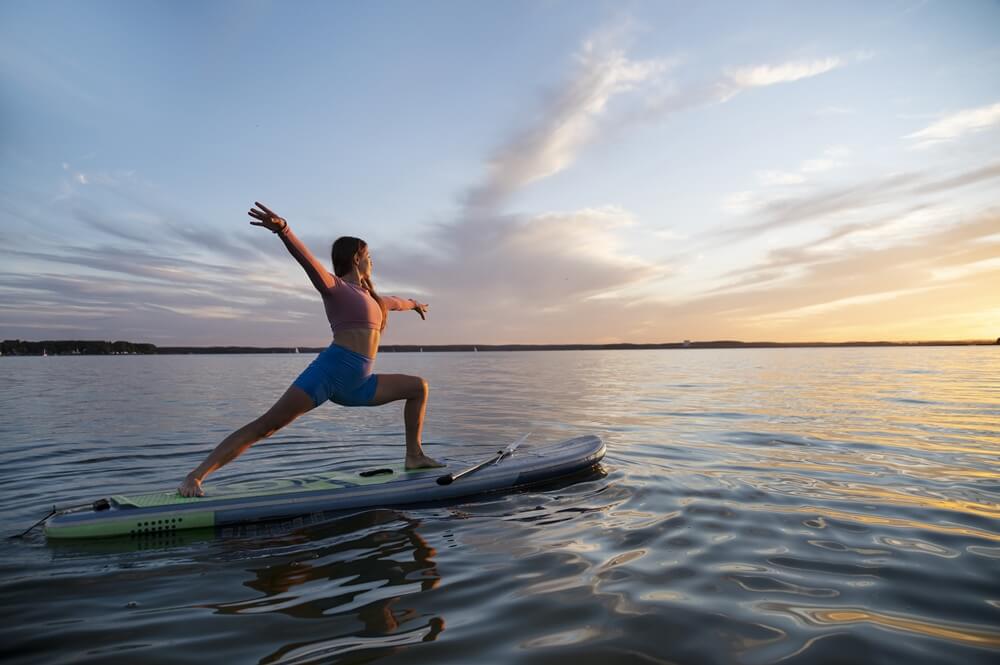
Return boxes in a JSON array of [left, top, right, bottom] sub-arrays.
[[331, 236, 371, 278]]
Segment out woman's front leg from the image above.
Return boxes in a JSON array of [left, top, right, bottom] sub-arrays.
[[370, 374, 443, 468]]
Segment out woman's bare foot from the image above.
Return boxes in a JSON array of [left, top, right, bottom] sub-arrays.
[[405, 453, 444, 470], [177, 474, 204, 497]]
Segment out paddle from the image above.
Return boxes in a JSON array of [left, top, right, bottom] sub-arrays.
[[436, 433, 530, 485]]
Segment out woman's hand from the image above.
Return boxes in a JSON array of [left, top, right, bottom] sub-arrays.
[[412, 300, 429, 320], [248, 201, 288, 233]]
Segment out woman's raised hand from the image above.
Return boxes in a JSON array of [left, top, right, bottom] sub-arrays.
[[412, 301, 429, 320], [248, 201, 288, 233]]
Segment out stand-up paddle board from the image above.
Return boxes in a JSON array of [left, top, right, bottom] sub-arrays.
[[43, 434, 605, 539]]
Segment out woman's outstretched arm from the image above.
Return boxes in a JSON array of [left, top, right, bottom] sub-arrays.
[[381, 296, 430, 320], [249, 201, 336, 293]]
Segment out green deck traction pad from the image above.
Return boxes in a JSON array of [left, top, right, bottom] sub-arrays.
[[47, 464, 442, 539], [112, 463, 441, 508]]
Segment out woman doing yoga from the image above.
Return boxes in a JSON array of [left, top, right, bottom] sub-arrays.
[[177, 202, 442, 498]]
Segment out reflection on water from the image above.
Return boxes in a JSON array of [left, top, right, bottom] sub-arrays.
[[759, 603, 1000, 649], [209, 512, 447, 663], [1, 347, 998, 664]]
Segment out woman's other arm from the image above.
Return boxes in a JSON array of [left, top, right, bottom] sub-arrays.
[[249, 202, 335, 293], [382, 296, 429, 320]]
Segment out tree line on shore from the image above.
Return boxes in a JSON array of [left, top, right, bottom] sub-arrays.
[[1, 340, 157, 355], [2, 338, 996, 356]]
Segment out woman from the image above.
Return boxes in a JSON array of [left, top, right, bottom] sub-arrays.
[[177, 202, 442, 497]]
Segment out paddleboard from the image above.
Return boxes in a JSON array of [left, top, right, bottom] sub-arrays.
[[44, 434, 605, 539]]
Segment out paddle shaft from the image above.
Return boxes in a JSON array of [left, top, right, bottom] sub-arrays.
[[436, 434, 530, 486]]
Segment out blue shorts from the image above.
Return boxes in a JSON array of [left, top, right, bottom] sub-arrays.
[[292, 344, 379, 407]]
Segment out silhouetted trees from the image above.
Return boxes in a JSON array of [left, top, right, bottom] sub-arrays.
[[0, 340, 156, 355]]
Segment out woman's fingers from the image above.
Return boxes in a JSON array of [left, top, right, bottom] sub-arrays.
[[248, 205, 285, 231], [254, 201, 276, 216]]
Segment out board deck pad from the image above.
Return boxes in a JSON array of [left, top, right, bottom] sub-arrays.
[[44, 435, 605, 539], [112, 464, 439, 508]]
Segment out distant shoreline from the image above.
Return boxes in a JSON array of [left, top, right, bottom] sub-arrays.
[[2, 338, 996, 356]]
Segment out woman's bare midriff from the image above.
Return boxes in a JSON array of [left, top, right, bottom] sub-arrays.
[[334, 328, 381, 359]]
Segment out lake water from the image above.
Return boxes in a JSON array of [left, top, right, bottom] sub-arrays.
[[1, 348, 998, 664]]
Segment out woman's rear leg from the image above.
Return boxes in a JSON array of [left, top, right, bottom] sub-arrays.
[[178, 385, 316, 496]]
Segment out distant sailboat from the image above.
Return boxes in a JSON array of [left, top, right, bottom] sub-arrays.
[[294, 347, 300, 354], [42, 348, 48, 357]]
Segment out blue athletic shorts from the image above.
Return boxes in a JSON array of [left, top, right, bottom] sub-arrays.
[[292, 344, 379, 407]]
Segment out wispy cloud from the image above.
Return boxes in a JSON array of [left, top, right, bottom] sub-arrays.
[[905, 101, 1000, 148], [630, 52, 853, 121], [718, 160, 1000, 239], [726, 57, 844, 88], [464, 33, 671, 212], [754, 147, 850, 188], [670, 210, 1000, 340]]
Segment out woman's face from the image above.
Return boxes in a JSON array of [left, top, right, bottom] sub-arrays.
[[357, 247, 373, 278]]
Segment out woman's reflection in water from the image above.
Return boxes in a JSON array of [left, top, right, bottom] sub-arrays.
[[211, 510, 446, 661]]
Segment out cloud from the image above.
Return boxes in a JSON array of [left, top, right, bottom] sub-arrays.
[[905, 101, 1000, 148], [714, 202, 945, 291], [381, 206, 661, 306], [718, 160, 1000, 239], [629, 53, 853, 123], [0, 165, 332, 345], [0, 254, 325, 345], [726, 57, 844, 89], [463, 34, 671, 212], [753, 147, 850, 188], [721, 191, 760, 215], [667, 210, 1000, 341]]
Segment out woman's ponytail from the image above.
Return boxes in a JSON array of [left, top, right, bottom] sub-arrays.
[[363, 276, 389, 332]]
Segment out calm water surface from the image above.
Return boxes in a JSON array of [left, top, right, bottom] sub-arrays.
[[2, 348, 998, 664]]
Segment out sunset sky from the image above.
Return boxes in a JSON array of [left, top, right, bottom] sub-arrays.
[[2, 1, 998, 346]]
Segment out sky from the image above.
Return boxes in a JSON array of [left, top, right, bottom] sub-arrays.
[[1, 0, 999, 346]]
